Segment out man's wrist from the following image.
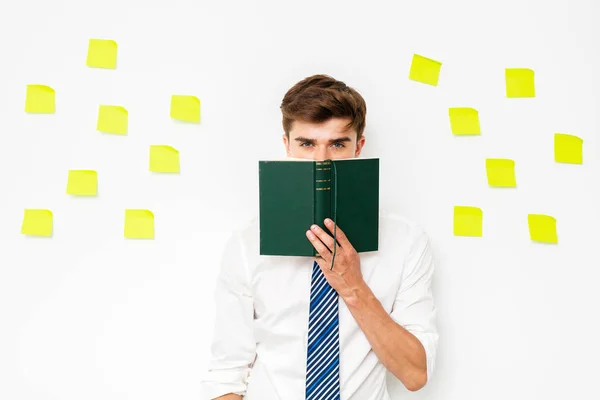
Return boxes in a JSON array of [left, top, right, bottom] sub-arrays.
[[342, 279, 374, 307]]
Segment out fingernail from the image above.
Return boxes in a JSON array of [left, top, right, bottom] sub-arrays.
[[311, 225, 319, 231]]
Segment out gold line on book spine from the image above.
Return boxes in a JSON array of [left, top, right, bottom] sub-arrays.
[[316, 179, 331, 182], [316, 187, 331, 190], [316, 168, 331, 171]]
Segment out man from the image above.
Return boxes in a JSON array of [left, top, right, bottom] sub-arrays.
[[201, 74, 439, 399]]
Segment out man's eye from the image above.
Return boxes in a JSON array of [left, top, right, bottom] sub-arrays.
[[300, 142, 312, 147], [333, 143, 345, 148]]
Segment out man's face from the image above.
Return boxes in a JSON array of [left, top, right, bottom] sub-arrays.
[[282, 118, 366, 160]]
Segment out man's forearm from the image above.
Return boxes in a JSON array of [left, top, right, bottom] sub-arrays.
[[213, 394, 242, 400], [343, 282, 427, 391]]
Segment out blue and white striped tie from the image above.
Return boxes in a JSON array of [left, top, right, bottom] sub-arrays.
[[305, 260, 340, 400]]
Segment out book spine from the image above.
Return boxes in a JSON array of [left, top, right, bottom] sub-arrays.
[[314, 160, 332, 257]]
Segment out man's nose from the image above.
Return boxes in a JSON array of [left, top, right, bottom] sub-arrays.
[[314, 146, 329, 161]]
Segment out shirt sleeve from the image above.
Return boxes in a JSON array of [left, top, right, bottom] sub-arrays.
[[389, 225, 439, 386], [201, 230, 257, 399]]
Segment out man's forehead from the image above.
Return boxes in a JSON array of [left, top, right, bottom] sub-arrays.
[[291, 123, 354, 139]]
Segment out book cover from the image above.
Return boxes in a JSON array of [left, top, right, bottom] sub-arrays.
[[258, 157, 379, 256]]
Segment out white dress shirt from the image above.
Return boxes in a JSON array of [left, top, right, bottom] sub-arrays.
[[201, 209, 439, 399]]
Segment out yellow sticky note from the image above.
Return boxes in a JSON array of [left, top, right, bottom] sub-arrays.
[[86, 39, 118, 69], [21, 209, 53, 237], [97, 105, 128, 135], [409, 54, 442, 86], [528, 214, 558, 244], [67, 170, 98, 196], [170, 95, 201, 123], [150, 145, 180, 173], [454, 206, 483, 237], [554, 133, 583, 164], [124, 209, 154, 239], [505, 68, 535, 98], [486, 158, 516, 187], [25, 85, 55, 113], [449, 108, 481, 135]]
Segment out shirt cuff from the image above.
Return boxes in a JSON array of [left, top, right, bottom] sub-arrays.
[[201, 368, 250, 399], [410, 330, 439, 385]]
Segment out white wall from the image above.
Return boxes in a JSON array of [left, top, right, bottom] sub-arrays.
[[1, 0, 599, 399]]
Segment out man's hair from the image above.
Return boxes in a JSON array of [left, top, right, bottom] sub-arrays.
[[280, 74, 367, 140]]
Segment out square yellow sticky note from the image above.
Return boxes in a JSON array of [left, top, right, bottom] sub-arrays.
[[86, 39, 118, 69], [554, 133, 583, 164], [21, 209, 53, 237], [25, 85, 55, 113], [170, 95, 201, 123], [409, 54, 442, 86], [528, 214, 558, 244], [97, 105, 128, 135], [124, 209, 154, 239], [67, 170, 98, 196], [449, 108, 481, 135], [454, 206, 483, 237], [486, 158, 517, 187], [505, 68, 535, 98], [150, 145, 180, 173]]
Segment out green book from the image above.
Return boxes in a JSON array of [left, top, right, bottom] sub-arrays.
[[258, 157, 379, 256]]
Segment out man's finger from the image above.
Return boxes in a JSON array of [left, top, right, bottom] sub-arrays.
[[324, 218, 354, 251], [309, 223, 339, 253], [306, 228, 331, 259]]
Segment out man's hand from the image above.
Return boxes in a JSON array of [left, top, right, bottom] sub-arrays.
[[305, 218, 365, 301]]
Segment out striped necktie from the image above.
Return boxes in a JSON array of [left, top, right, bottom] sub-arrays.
[[305, 260, 340, 399]]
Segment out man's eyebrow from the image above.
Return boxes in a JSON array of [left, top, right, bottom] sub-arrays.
[[294, 136, 352, 144]]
